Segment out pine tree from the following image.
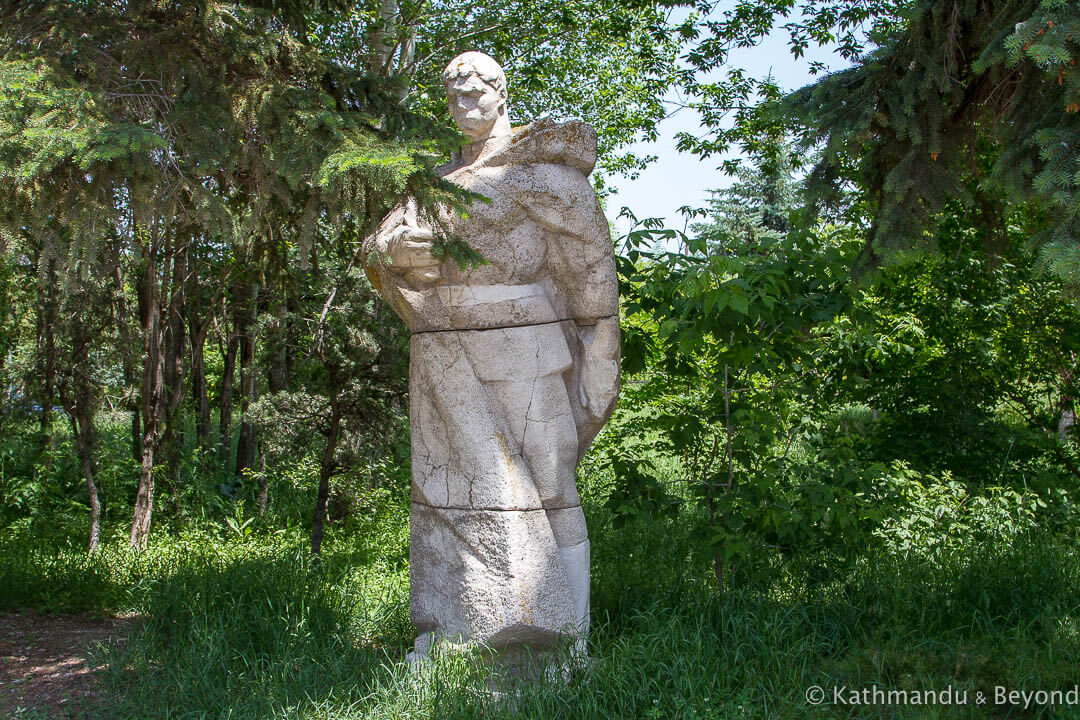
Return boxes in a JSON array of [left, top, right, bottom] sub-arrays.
[[693, 145, 800, 252], [781, 0, 1080, 271]]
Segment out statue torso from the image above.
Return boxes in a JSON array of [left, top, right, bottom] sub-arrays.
[[435, 162, 549, 288], [364, 120, 602, 334]]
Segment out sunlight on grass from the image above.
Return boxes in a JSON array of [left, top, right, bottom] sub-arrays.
[[3, 482, 1078, 719]]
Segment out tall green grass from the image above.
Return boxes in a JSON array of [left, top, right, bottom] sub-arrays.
[[3, 426, 1079, 718], [2, 500, 1075, 718], [79, 528, 1077, 719]]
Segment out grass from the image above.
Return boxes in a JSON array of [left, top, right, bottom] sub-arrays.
[[3, 488, 1079, 719], [2, 418, 1079, 718]]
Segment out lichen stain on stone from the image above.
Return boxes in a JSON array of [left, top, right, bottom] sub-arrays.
[[517, 578, 536, 625]]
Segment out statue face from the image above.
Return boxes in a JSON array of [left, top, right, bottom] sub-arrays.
[[446, 71, 505, 141]]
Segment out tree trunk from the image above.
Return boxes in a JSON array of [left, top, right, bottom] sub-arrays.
[[191, 328, 210, 446], [161, 245, 188, 489], [366, 0, 399, 75], [311, 401, 342, 555], [70, 411, 101, 553], [112, 245, 142, 464], [81, 452, 102, 553], [0, 235, 8, 426], [60, 318, 101, 554], [187, 257, 211, 449], [267, 287, 288, 394], [219, 293, 239, 463], [234, 279, 259, 478], [256, 282, 288, 515], [1059, 410, 1075, 442], [130, 434, 156, 549], [35, 254, 58, 463], [130, 246, 165, 550], [80, 433, 102, 553]]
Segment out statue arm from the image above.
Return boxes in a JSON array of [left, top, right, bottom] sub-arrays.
[[516, 167, 618, 320], [519, 167, 620, 431]]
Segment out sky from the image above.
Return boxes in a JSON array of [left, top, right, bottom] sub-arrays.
[[607, 24, 850, 236]]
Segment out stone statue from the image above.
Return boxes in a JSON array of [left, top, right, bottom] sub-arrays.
[[363, 51, 620, 664]]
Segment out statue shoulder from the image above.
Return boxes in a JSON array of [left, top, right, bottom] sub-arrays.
[[495, 119, 598, 175]]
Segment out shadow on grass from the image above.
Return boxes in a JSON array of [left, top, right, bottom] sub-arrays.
[[85, 525, 1080, 719], [92, 545, 410, 719]]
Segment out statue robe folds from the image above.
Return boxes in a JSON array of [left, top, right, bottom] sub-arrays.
[[364, 119, 620, 656]]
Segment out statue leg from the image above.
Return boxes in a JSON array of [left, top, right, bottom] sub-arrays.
[[482, 366, 589, 645], [410, 327, 580, 657], [547, 505, 589, 647]]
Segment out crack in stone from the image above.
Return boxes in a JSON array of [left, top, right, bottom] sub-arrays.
[[410, 314, 617, 336], [519, 335, 542, 449], [412, 500, 583, 512]]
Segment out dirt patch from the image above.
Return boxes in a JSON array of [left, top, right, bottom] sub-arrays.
[[0, 612, 135, 719]]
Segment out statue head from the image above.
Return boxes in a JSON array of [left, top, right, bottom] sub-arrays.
[[443, 51, 510, 143]]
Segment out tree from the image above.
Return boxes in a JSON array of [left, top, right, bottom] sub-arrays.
[[56, 246, 115, 553], [815, 197, 1080, 482], [252, 226, 409, 553], [615, 155, 859, 587], [0, 233, 13, 434], [779, 0, 1080, 271], [0, 0, 708, 551], [659, 0, 910, 177], [0, 0, 448, 548], [307, 0, 684, 184]]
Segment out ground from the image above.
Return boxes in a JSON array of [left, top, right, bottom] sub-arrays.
[[0, 612, 132, 720]]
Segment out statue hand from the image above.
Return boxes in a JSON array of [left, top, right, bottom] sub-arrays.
[[577, 316, 620, 422], [388, 226, 439, 270]]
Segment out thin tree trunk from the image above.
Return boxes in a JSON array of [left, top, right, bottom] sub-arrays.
[[72, 410, 101, 553], [191, 327, 210, 446], [161, 245, 187, 489], [60, 318, 101, 553], [187, 256, 211, 448], [251, 281, 288, 514], [0, 233, 8, 419], [112, 245, 142, 463], [79, 440, 101, 552], [35, 254, 58, 463], [130, 436, 156, 549], [130, 245, 165, 550], [219, 292, 239, 464], [267, 287, 288, 394], [234, 279, 259, 478], [80, 427, 101, 552], [311, 401, 342, 555]]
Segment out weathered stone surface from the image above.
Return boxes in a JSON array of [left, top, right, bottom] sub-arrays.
[[362, 51, 619, 662], [409, 323, 579, 511], [410, 504, 576, 648]]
